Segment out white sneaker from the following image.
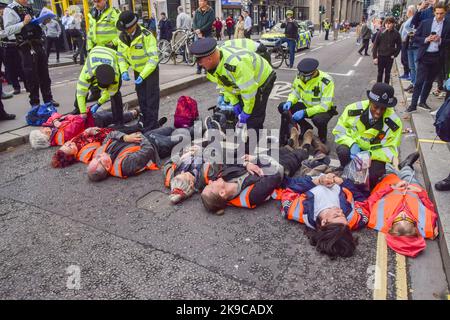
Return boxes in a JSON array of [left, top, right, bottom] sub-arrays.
[[430, 109, 438, 116]]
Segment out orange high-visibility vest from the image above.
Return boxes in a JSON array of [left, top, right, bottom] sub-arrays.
[[54, 128, 65, 146], [164, 163, 177, 188], [109, 145, 159, 178], [228, 185, 256, 208], [76, 142, 101, 164], [367, 174, 435, 238]]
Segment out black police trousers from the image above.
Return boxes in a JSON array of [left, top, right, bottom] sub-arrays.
[[4, 46, 24, 91], [336, 144, 386, 190], [135, 67, 160, 131], [277, 102, 333, 143], [18, 43, 53, 106]]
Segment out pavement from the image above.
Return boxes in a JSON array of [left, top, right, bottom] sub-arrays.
[[0, 32, 449, 299], [393, 56, 450, 292]]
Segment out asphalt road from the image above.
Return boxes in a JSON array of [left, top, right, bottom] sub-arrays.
[[0, 33, 448, 300]]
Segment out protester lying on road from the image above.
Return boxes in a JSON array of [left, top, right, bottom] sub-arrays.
[[359, 152, 439, 257], [278, 173, 368, 259]]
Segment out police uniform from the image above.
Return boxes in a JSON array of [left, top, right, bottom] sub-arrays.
[[219, 38, 270, 64], [333, 83, 403, 189], [189, 38, 276, 134], [3, 1, 53, 107], [74, 46, 124, 126], [117, 12, 159, 130], [278, 58, 335, 143], [323, 20, 331, 40]]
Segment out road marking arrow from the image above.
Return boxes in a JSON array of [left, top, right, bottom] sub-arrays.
[[269, 81, 292, 100]]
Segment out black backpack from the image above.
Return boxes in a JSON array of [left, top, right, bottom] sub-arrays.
[[434, 98, 450, 142]]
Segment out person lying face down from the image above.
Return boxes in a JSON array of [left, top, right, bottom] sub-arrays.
[[87, 130, 159, 181], [278, 173, 369, 259]]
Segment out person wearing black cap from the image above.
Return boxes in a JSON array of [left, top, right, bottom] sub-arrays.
[[73, 46, 124, 127], [117, 11, 160, 131], [333, 82, 403, 190], [189, 37, 276, 142], [278, 58, 335, 144]]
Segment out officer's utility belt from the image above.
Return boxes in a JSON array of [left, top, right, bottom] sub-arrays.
[[0, 41, 17, 48], [259, 71, 276, 92], [17, 38, 44, 49]]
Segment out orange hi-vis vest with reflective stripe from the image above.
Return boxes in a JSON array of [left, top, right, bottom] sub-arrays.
[[228, 185, 256, 208], [284, 187, 361, 230], [164, 162, 212, 188], [76, 142, 101, 164], [54, 127, 65, 146], [367, 174, 435, 238]]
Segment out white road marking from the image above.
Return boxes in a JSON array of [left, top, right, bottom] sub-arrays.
[[294, 53, 306, 58], [269, 81, 292, 100], [327, 70, 355, 76], [310, 46, 323, 52], [326, 42, 334, 46], [353, 57, 363, 67]]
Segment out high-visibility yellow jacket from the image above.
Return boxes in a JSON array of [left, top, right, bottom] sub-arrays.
[[220, 38, 258, 51], [287, 70, 335, 117], [117, 25, 159, 80], [333, 100, 403, 163], [323, 22, 331, 30], [206, 46, 273, 114], [87, 6, 120, 51], [76, 46, 120, 113]]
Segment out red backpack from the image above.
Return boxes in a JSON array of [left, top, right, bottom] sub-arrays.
[[174, 96, 199, 128]]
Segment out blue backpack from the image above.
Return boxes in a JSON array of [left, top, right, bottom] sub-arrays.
[[434, 98, 450, 142], [26, 104, 57, 126]]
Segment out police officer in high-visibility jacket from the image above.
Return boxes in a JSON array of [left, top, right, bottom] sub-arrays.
[[74, 46, 124, 127], [323, 18, 331, 40], [279, 58, 335, 143], [219, 38, 270, 63], [87, 0, 120, 52], [332, 82, 403, 190], [117, 11, 160, 131], [189, 37, 276, 136]]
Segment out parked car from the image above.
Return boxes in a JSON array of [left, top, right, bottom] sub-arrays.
[[304, 20, 315, 37], [259, 22, 311, 50]]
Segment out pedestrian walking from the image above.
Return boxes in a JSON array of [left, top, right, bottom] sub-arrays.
[[333, 19, 340, 40], [61, 9, 72, 51], [355, 22, 362, 44], [192, 0, 214, 74], [226, 15, 234, 39], [43, 17, 61, 62], [234, 15, 245, 39], [358, 20, 372, 55], [176, 6, 192, 30], [158, 12, 173, 41], [213, 17, 222, 40], [243, 10, 252, 38], [69, 12, 85, 65], [403, 5, 418, 93]]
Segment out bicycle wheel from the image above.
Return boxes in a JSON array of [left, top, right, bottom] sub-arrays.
[[184, 37, 196, 66], [284, 50, 291, 67], [269, 47, 284, 69], [158, 39, 171, 64]]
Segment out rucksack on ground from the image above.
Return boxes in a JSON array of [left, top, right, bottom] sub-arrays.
[[174, 96, 199, 128], [434, 98, 450, 142], [26, 104, 57, 126]]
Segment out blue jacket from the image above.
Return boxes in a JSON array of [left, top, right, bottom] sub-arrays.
[[413, 17, 450, 61], [411, 7, 434, 28]]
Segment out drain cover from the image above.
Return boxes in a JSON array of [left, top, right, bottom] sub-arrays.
[[136, 190, 173, 213]]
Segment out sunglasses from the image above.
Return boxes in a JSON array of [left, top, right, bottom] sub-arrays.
[[392, 215, 417, 226]]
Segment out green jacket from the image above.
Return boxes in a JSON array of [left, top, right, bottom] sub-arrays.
[[76, 46, 120, 113], [287, 70, 335, 117], [192, 6, 215, 37], [87, 6, 120, 51], [206, 46, 273, 114], [117, 25, 159, 79], [333, 100, 402, 163]]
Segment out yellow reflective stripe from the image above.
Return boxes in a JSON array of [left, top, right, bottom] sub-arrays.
[[291, 90, 301, 99], [77, 89, 88, 96], [239, 79, 257, 90], [147, 58, 158, 65], [97, 30, 117, 35], [135, 63, 146, 68], [131, 55, 147, 60], [321, 97, 333, 102], [381, 147, 395, 162], [241, 91, 257, 100], [255, 55, 264, 83], [78, 80, 90, 88]]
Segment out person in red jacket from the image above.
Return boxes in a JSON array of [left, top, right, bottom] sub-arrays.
[[225, 15, 234, 40], [358, 152, 439, 257], [213, 17, 223, 40]]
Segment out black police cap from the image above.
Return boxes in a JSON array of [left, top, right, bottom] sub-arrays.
[[366, 82, 397, 108], [188, 38, 217, 58], [297, 58, 319, 74], [96, 64, 115, 88], [117, 11, 138, 31]]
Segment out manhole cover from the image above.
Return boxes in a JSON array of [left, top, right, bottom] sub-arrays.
[[136, 190, 173, 213]]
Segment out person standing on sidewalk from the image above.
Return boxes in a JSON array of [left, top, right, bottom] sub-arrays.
[[279, 10, 298, 69], [399, 11, 414, 81], [69, 12, 85, 65], [176, 6, 192, 30], [117, 11, 160, 131], [213, 17, 222, 41], [323, 19, 331, 40], [226, 15, 234, 40], [158, 12, 172, 41], [43, 17, 61, 63], [61, 10, 72, 51], [358, 19, 372, 55], [372, 17, 402, 84], [333, 19, 340, 41], [243, 10, 252, 39], [402, 5, 418, 93], [407, 2, 450, 112], [234, 15, 245, 39], [193, 0, 214, 74]]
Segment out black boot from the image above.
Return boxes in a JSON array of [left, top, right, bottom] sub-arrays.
[[398, 151, 420, 170], [435, 174, 450, 191]]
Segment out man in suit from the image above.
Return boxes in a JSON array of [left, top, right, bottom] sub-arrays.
[[407, 1, 450, 112]]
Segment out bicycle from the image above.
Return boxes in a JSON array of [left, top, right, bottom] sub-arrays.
[[158, 29, 196, 66], [269, 42, 288, 69]]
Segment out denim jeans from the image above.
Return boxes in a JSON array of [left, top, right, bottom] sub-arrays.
[[407, 48, 418, 85], [276, 37, 296, 67], [386, 163, 420, 186]]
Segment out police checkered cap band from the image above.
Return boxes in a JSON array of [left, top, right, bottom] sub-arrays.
[[369, 91, 380, 102]]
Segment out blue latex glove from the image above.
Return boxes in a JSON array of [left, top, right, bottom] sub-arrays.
[[445, 78, 450, 91], [217, 95, 225, 106], [292, 110, 305, 122], [90, 103, 101, 114], [238, 111, 250, 124], [283, 101, 292, 111], [350, 143, 361, 159], [121, 72, 130, 81], [135, 76, 143, 85], [233, 103, 242, 116]]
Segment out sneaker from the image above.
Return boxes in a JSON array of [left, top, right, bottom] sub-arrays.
[[407, 85, 415, 94], [438, 91, 446, 98], [1, 91, 13, 99], [435, 174, 450, 191], [404, 84, 413, 91], [399, 74, 410, 80], [50, 99, 59, 107], [196, 69, 201, 75], [398, 151, 420, 170], [430, 109, 438, 116], [358, 51, 363, 55], [364, 53, 370, 56], [158, 117, 167, 127], [432, 89, 442, 96], [406, 105, 417, 113], [0, 112, 16, 120], [418, 102, 431, 111]]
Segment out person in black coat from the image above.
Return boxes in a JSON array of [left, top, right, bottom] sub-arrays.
[[158, 12, 173, 41]]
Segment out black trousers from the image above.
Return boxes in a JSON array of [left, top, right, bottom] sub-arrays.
[[143, 126, 176, 159], [4, 46, 23, 90], [246, 72, 276, 132], [18, 43, 53, 106], [277, 147, 308, 177], [277, 101, 333, 143], [377, 55, 394, 84], [358, 39, 370, 55], [65, 30, 73, 51], [72, 34, 85, 63], [135, 67, 160, 131], [325, 29, 330, 40], [400, 42, 410, 75], [336, 144, 386, 190], [46, 37, 60, 60], [93, 110, 134, 128], [411, 52, 441, 108]]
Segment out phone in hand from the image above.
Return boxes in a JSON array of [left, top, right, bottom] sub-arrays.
[[431, 31, 437, 35]]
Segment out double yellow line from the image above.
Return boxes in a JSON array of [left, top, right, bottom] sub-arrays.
[[373, 233, 409, 300]]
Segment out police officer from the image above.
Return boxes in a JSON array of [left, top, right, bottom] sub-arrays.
[[3, 0, 58, 108], [219, 38, 270, 64], [278, 58, 335, 144], [332, 82, 403, 190], [323, 18, 331, 40], [117, 11, 159, 131], [74, 46, 124, 127], [189, 38, 276, 136], [86, 0, 120, 102]]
